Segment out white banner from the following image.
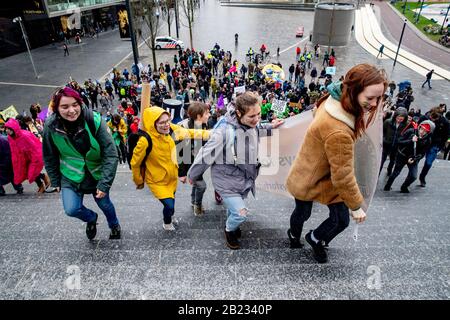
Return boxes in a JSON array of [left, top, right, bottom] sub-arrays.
[[256, 109, 382, 213], [234, 85, 246, 94]]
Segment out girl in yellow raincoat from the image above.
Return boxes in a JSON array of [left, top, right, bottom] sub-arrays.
[[130, 106, 209, 231]]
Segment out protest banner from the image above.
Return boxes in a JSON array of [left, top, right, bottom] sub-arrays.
[[0, 106, 19, 120]]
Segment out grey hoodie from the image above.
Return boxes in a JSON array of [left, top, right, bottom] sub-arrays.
[[187, 111, 273, 198]]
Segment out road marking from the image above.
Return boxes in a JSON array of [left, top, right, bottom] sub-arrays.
[[99, 23, 165, 82], [0, 81, 59, 88], [271, 38, 309, 57], [358, 5, 448, 80], [98, 35, 153, 82]]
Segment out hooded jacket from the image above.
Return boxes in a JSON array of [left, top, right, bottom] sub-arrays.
[[429, 115, 449, 149], [383, 107, 409, 148], [130, 107, 209, 199], [43, 107, 118, 193], [397, 127, 432, 161], [285, 95, 364, 210], [188, 111, 273, 198], [5, 118, 44, 185]]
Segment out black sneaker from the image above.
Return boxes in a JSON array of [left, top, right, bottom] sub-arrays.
[[400, 185, 410, 193], [16, 188, 24, 194], [109, 224, 121, 240], [86, 213, 98, 240], [287, 229, 303, 248], [419, 178, 426, 187], [224, 228, 240, 250], [305, 230, 328, 263], [383, 184, 391, 191]]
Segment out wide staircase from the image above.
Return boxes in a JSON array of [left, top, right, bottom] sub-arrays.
[[0, 158, 449, 299]]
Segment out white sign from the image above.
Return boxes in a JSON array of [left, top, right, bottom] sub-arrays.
[[234, 85, 246, 94], [326, 67, 336, 75], [271, 99, 287, 115]]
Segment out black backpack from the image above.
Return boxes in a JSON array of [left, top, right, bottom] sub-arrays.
[[127, 129, 153, 170], [84, 108, 99, 137]]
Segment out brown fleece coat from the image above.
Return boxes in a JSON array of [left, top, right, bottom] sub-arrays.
[[285, 96, 364, 210]]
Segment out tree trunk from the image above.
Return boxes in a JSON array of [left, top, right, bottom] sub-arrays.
[[188, 19, 193, 49], [167, 9, 171, 36], [152, 47, 157, 72], [149, 17, 158, 71], [190, 0, 194, 23]]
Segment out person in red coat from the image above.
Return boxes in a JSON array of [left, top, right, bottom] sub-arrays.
[[130, 117, 140, 134], [329, 55, 336, 67], [4, 118, 49, 193]]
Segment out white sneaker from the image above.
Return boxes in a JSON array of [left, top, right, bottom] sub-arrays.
[[163, 223, 175, 231]]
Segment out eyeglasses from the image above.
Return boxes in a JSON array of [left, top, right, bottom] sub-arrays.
[[156, 120, 171, 126]]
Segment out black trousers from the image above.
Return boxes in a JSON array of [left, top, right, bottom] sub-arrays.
[[385, 154, 418, 189], [290, 199, 350, 245], [379, 145, 397, 175]]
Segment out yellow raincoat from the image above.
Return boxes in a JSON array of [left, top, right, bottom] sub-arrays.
[[107, 118, 128, 143], [130, 107, 209, 199]]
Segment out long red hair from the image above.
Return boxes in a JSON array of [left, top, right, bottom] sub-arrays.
[[341, 64, 388, 137], [317, 64, 388, 137]]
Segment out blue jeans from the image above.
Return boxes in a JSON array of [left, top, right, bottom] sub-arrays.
[[222, 196, 248, 232], [61, 188, 119, 228], [191, 179, 206, 205], [420, 145, 440, 180], [422, 78, 431, 88], [159, 198, 175, 224]]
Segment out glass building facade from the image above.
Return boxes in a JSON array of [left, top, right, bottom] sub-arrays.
[[0, 0, 124, 58]]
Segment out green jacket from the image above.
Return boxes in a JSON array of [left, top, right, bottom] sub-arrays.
[[43, 107, 119, 193]]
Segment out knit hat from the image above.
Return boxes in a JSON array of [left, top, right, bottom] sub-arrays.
[[326, 81, 342, 101], [420, 123, 431, 133], [419, 120, 435, 133]]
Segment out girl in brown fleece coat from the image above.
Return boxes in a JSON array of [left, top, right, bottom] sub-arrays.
[[285, 64, 388, 263]]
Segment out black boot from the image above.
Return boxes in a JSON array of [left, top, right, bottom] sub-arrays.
[[419, 165, 430, 187], [400, 184, 410, 193], [224, 228, 240, 250], [235, 227, 241, 239], [384, 176, 394, 191], [419, 176, 426, 187], [86, 213, 98, 240], [287, 229, 303, 248], [305, 230, 328, 263], [109, 224, 121, 240]]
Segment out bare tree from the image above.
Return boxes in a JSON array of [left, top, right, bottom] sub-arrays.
[[161, 0, 175, 36], [179, 0, 196, 49], [132, 0, 161, 71]]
